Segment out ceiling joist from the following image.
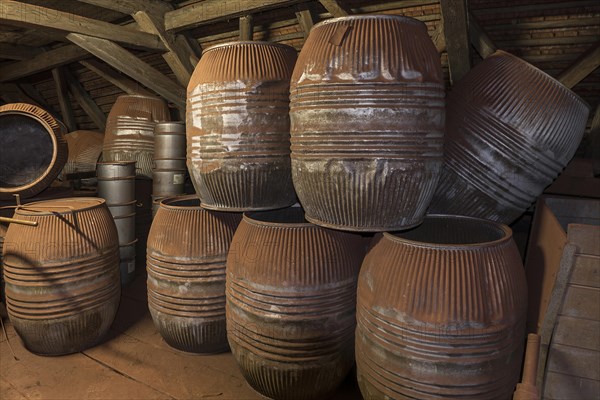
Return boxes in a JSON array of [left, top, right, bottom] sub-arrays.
[[0, 0, 165, 51], [0, 42, 43, 60], [79, 59, 153, 97], [0, 45, 89, 82], [558, 40, 600, 89], [63, 68, 107, 131], [318, 0, 351, 17]]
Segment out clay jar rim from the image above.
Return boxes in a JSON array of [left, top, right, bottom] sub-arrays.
[[243, 206, 313, 229], [158, 194, 202, 211], [313, 14, 426, 30], [383, 214, 513, 250], [97, 161, 136, 167], [114, 93, 163, 102], [481, 50, 589, 110], [14, 197, 107, 216], [0, 107, 60, 193], [201, 40, 297, 55]]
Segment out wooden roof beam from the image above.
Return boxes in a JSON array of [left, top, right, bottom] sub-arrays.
[[296, 8, 315, 39], [0, 42, 43, 60], [52, 67, 77, 132], [0, 1, 165, 52], [79, 59, 153, 96], [0, 45, 89, 82], [239, 15, 255, 41], [67, 33, 185, 110], [469, 13, 496, 59], [318, 0, 351, 17], [558, 41, 600, 89], [75, 0, 170, 17], [63, 68, 107, 131], [440, 0, 471, 84]]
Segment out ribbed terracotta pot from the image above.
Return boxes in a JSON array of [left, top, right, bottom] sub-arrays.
[[226, 207, 366, 400], [428, 50, 589, 224], [289, 15, 445, 232], [147, 195, 241, 353], [103, 95, 170, 178], [356, 215, 527, 399], [2, 198, 120, 355], [187, 41, 297, 211], [0, 103, 68, 200], [63, 130, 104, 176]]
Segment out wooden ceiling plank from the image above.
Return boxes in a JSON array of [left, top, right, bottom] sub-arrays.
[[67, 33, 185, 109], [318, 0, 350, 17], [52, 67, 77, 131], [469, 13, 496, 59], [79, 59, 153, 96], [0, 42, 43, 60], [239, 15, 255, 41], [0, 0, 165, 51], [440, 0, 471, 84], [558, 41, 600, 89], [133, 10, 195, 86], [0, 45, 89, 82], [164, 0, 306, 32], [63, 68, 107, 131]]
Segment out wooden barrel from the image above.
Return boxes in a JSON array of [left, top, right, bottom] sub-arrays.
[[356, 215, 527, 399], [147, 195, 241, 353], [2, 198, 120, 355], [226, 207, 366, 399], [428, 51, 590, 224], [0, 103, 68, 200], [103, 95, 170, 178], [289, 15, 445, 232], [187, 41, 297, 211]]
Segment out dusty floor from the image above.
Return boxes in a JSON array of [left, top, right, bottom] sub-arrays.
[[0, 271, 363, 400]]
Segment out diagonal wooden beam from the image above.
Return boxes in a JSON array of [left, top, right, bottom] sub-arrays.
[[18, 83, 61, 117], [75, 0, 169, 16], [296, 8, 315, 39], [0, 42, 42, 60], [52, 67, 77, 132], [79, 59, 153, 96], [63, 68, 107, 131], [558, 41, 600, 89], [0, 45, 89, 82], [440, 0, 471, 84], [68, 33, 185, 109], [318, 0, 351, 17], [432, 19, 446, 53], [133, 10, 195, 86], [239, 15, 254, 41], [164, 0, 305, 32], [0, 0, 165, 52], [469, 13, 496, 59]]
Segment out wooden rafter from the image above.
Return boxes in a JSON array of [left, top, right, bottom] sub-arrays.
[[67, 33, 185, 109], [79, 59, 153, 96], [0, 0, 165, 51], [19, 83, 61, 117], [469, 13, 496, 59], [75, 0, 169, 17], [318, 0, 351, 17], [239, 15, 254, 41], [52, 67, 77, 132], [63, 68, 107, 131], [440, 0, 471, 84], [0, 42, 42, 60], [0, 45, 89, 82], [558, 41, 600, 89], [296, 8, 315, 39]]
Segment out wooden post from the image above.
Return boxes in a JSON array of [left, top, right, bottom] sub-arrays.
[[239, 15, 255, 41], [440, 0, 471, 84]]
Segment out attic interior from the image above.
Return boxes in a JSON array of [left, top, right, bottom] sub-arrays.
[[0, 1, 599, 399]]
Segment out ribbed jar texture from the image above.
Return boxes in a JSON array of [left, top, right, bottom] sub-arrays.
[[0, 103, 68, 200], [147, 195, 241, 353], [289, 15, 445, 232], [2, 198, 120, 355], [428, 50, 590, 224], [63, 130, 104, 176], [103, 95, 171, 178], [356, 215, 527, 399], [187, 41, 298, 211], [226, 207, 366, 400]]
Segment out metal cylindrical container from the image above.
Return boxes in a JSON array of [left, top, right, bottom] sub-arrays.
[[226, 207, 366, 400], [356, 215, 528, 399], [63, 130, 104, 176], [428, 51, 590, 224], [154, 121, 186, 160], [147, 195, 241, 353], [103, 95, 170, 178], [97, 161, 137, 284], [135, 177, 153, 268], [2, 198, 120, 355], [289, 15, 445, 232], [0, 103, 68, 200], [187, 41, 298, 211]]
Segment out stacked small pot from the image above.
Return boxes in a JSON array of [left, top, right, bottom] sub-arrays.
[[152, 122, 187, 216]]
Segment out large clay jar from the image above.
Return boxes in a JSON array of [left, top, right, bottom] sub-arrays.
[[289, 15, 445, 232], [2, 198, 120, 355], [103, 95, 170, 178], [187, 41, 297, 211], [226, 207, 366, 399], [0, 103, 68, 200], [147, 195, 241, 353], [356, 215, 527, 399], [63, 130, 104, 176], [428, 50, 589, 224]]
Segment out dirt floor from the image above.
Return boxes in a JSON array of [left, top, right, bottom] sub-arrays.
[[0, 271, 363, 400]]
